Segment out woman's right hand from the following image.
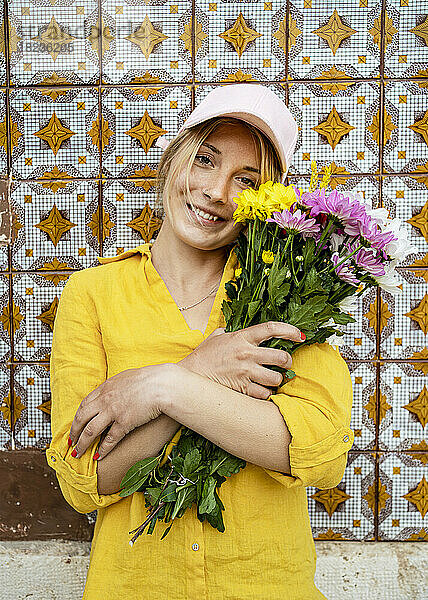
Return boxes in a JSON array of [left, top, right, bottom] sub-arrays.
[[178, 322, 304, 400]]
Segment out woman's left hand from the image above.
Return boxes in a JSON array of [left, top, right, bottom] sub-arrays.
[[68, 365, 168, 460]]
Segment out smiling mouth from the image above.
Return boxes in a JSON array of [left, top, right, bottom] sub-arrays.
[[186, 203, 225, 223]]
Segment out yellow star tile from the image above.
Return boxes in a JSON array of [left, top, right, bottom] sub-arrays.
[[410, 15, 428, 45], [364, 296, 392, 334], [364, 390, 392, 424], [411, 163, 428, 189], [219, 12, 262, 58], [407, 200, 428, 242], [0, 117, 22, 152], [402, 476, 428, 517], [312, 105, 355, 150], [39, 165, 69, 193], [88, 17, 115, 57], [126, 15, 168, 59], [311, 486, 351, 516], [370, 11, 397, 49], [37, 398, 51, 415], [180, 17, 207, 56], [126, 202, 162, 243], [0, 392, 26, 428], [364, 481, 390, 514], [88, 115, 114, 153], [125, 110, 167, 153], [33, 112, 76, 156], [312, 9, 356, 55], [34, 203, 77, 247], [409, 110, 428, 146], [315, 529, 344, 540], [368, 107, 397, 146], [405, 294, 428, 334], [406, 440, 428, 464], [31, 16, 75, 62], [273, 14, 301, 53], [403, 385, 428, 427]]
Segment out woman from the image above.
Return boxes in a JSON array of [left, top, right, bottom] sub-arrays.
[[47, 84, 354, 600]]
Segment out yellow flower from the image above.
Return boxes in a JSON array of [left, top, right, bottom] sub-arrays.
[[235, 267, 242, 278], [262, 250, 274, 264], [264, 183, 297, 211]]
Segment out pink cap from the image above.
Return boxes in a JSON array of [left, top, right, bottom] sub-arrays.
[[155, 84, 298, 184]]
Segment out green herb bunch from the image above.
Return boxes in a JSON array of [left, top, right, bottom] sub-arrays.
[[120, 428, 245, 545]]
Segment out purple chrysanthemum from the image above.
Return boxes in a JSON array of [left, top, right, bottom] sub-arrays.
[[300, 189, 367, 235], [331, 252, 360, 285], [352, 246, 386, 276], [267, 208, 321, 238], [358, 216, 398, 251]]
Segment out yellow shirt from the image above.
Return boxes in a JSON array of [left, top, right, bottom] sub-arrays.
[[46, 243, 354, 600]]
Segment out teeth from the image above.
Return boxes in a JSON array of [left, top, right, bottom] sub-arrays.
[[192, 206, 219, 221]]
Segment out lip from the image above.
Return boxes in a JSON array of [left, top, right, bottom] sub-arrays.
[[187, 203, 228, 220], [186, 203, 226, 227]]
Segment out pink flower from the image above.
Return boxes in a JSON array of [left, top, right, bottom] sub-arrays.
[[331, 252, 360, 285], [267, 208, 321, 239], [300, 189, 367, 235], [352, 246, 386, 276]]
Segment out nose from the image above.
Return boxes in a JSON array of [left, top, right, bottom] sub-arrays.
[[202, 173, 229, 204]]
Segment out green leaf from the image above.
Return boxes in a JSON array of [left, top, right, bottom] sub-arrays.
[[159, 483, 178, 504], [247, 300, 261, 322], [160, 522, 174, 540], [287, 295, 327, 329], [222, 300, 233, 326], [331, 312, 356, 325], [216, 455, 245, 477], [119, 473, 150, 497], [171, 487, 194, 520], [144, 487, 162, 505], [120, 455, 160, 490], [225, 281, 238, 300], [301, 266, 326, 296], [182, 448, 201, 478], [198, 476, 217, 514]]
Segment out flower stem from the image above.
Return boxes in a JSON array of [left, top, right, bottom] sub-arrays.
[[314, 219, 336, 258]]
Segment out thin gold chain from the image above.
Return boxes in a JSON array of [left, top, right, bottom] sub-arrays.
[[178, 282, 221, 311]]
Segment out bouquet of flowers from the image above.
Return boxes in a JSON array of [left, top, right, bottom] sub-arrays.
[[120, 162, 417, 545]]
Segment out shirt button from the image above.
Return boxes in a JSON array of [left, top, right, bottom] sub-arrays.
[[192, 543, 199, 551], [343, 435, 350, 443], [51, 456, 56, 462]]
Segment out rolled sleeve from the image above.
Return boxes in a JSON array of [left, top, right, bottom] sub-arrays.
[[46, 271, 123, 514], [263, 343, 354, 489]]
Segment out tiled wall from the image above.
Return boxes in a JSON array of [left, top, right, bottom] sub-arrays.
[[0, 0, 426, 542]]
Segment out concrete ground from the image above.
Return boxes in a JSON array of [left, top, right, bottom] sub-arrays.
[[0, 540, 426, 600]]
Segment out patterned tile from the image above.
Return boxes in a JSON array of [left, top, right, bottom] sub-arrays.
[[194, 1, 287, 83], [383, 81, 428, 173], [0, 363, 13, 449], [11, 179, 100, 271], [382, 176, 428, 267], [383, 1, 428, 78], [337, 286, 378, 360], [101, 0, 192, 85], [101, 179, 160, 255], [288, 80, 380, 175], [100, 85, 192, 178], [8, 0, 99, 85], [288, 0, 380, 80], [0, 273, 11, 362], [378, 362, 427, 451], [379, 269, 427, 359], [0, 3, 6, 85], [307, 452, 376, 540], [346, 362, 377, 451], [12, 271, 70, 361], [9, 87, 100, 180], [378, 452, 427, 541], [0, 88, 8, 178], [13, 362, 51, 450]]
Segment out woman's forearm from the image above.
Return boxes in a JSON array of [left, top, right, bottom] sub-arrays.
[[97, 414, 181, 495], [161, 363, 292, 473]]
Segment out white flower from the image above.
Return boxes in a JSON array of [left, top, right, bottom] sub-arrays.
[[326, 332, 345, 350], [329, 233, 345, 253], [365, 206, 389, 227], [338, 295, 358, 313], [381, 218, 419, 262], [374, 266, 402, 295]]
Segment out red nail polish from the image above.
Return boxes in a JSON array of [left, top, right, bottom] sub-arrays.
[[93, 452, 100, 461], [300, 332, 306, 341], [68, 437, 72, 447], [71, 449, 77, 458]]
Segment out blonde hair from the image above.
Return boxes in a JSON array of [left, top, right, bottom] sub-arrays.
[[153, 116, 282, 222]]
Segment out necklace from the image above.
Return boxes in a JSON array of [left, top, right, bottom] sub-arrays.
[[178, 281, 222, 311]]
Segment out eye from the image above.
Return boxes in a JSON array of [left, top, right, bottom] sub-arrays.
[[195, 155, 213, 166], [240, 177, 256, 187]]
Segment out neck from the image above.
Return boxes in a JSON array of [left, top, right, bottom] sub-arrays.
[[150, 220, 229, 292]]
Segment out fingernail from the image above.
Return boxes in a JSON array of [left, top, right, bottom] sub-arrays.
[[68, 436, 72, 447], [71, 449, 78, 458], [93, 452, 100, 461], [300, 332, 306, 341]]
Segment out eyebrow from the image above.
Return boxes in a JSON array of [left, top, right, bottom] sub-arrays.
[[201, 142, 261, 174]]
